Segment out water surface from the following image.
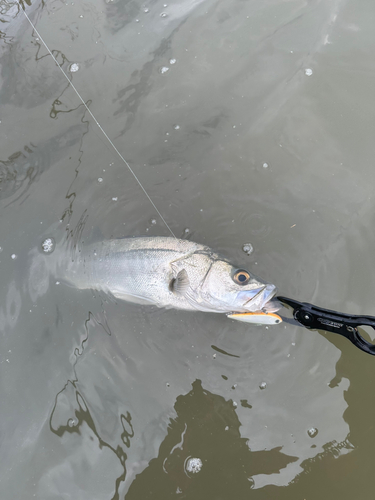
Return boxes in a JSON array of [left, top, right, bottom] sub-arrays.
[[1, 0, 375, 498]]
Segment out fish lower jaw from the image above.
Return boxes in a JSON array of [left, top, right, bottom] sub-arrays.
[[261, 298, 281, 313]]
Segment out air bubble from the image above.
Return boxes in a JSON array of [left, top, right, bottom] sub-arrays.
[[79, 14, 83, 18], [160, 12, 167, 18], [151, 219, 157, 225], [184, 228, 189, 233], [305, 68, 313, 76], [169, 58, 177, 65], [262, 162, 269, 168], [11, 254, 17, 260], [242, 243, 253, 255], [68, 418, 77, 427], [173, 124, 180, 130], [160, 66, 169, 74], [98, 177, 103, 183], [112, 197, 118, 201], [185, 457, 202, 474], [143, 7, 149, 13], [42, 237, 55, 254], [307, 427, 318, 438], [259, 382, 267, 390], [69, 63, 79, 73]]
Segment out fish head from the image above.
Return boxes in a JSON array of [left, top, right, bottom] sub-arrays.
[[195, 259, 278, 313]]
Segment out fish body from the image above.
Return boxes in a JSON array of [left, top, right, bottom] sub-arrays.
[[60, 236, 278, 315]]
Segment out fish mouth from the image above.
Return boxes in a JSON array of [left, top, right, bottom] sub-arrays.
[[239, 284, 279, 312]]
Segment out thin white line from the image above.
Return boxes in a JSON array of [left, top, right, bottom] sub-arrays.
[[17, 2, 177, 239]]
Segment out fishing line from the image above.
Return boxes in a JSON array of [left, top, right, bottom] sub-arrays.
[[17, 1, 177, 240]]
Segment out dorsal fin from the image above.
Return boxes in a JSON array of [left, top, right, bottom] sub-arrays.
[[170, 269, 190, 295]]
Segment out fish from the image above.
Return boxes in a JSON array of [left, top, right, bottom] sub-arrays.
[[58, 236, 280, 322]]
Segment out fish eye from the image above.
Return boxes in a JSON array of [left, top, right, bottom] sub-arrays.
[[233, 269, 251, 285]]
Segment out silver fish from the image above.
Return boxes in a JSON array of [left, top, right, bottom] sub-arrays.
[[60, 236, 279, 315]]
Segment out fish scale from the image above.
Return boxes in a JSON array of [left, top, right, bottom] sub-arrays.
[[58, 236, 279, 315]]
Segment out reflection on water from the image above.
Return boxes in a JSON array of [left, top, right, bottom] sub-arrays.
[[126, 379, 297, 499], [49, 367, 298, 499], [0, 122, 87, 204], [2, 0, 375, 498]]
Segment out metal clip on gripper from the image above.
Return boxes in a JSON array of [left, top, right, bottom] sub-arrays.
[[277, 296, 375, 356]]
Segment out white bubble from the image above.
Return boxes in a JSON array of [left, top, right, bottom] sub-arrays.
[[169, 58, 177, 65], [41, 237, 55, 254], [233, 401, 238, 407], [11, 254, 17, 260], [160, 66, 169, 74], [242, 243, 253, 255], [160, 12, 167, 18], [259, 382, 267, 390], [143, 7, 149, 13], [112, 197, 118, 201], [150, 219, 157, 225], [307, 427, 318, 438], [68, 418, 77, 427], [262, 162, 269, 168], [79, 14, 83, 18], [305, 68, 313, 76], [173, 124, 180, 130], [98, 177, 103, 182], [69, 63, 79, 73], [0, 246, 2, 253], [185, 457, 202, 474], [184, 228, 189, 233]]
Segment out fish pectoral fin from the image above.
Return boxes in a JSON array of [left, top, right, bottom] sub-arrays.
[[170, 269, 190, 296]]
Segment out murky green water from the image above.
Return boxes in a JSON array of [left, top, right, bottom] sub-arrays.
[[1, 0, 375, 498]]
